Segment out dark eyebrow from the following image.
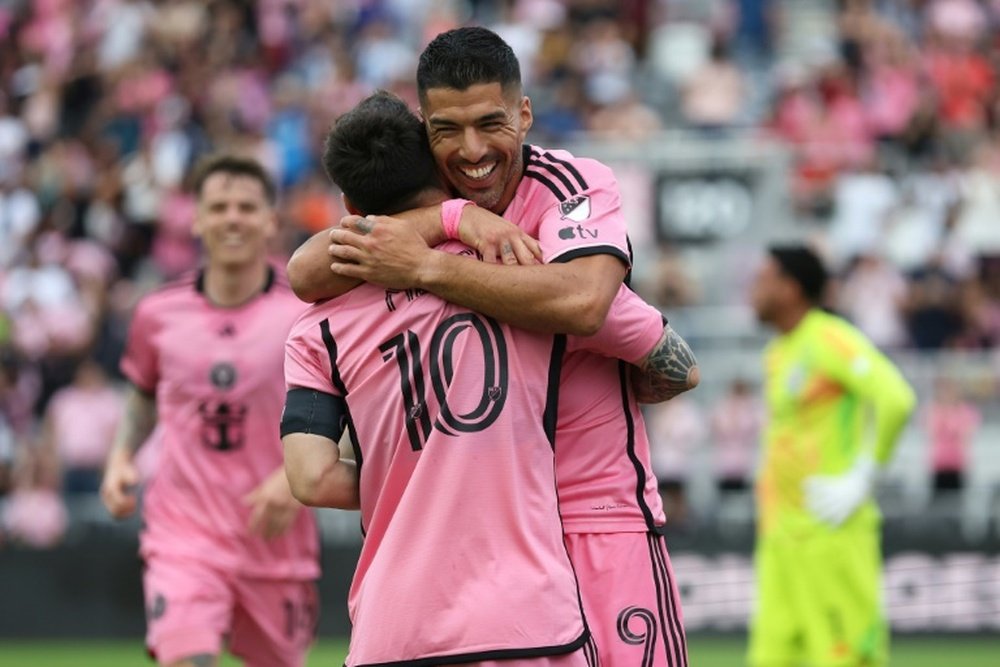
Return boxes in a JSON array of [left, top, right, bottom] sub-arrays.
[[476, 112, 507, 124], [428, 118, 460, 128]]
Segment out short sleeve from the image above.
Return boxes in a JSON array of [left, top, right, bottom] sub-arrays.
[[567, 285, 665, 365], [528, 152, 631, 267], [284, 318, 340, 396], [120, 298, 160, 394]]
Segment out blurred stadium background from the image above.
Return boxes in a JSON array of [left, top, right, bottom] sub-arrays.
[[1, 0, 999, 664]]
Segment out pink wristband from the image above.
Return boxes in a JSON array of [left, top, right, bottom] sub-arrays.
[[441, 198, 473, 240]]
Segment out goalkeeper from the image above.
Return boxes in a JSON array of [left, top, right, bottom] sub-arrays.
[[747, 245, 916, 667]]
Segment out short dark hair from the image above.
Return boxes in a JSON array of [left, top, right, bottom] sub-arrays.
[[322, 91, 441, 216], [769, 245, 829, 304], [417, 27, 522, 100], [191, 153, 277, 205]]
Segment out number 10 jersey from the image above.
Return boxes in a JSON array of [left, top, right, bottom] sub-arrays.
[[283, 242, 664, 667]]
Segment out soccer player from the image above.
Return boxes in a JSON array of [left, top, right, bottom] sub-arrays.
[[287, 28, 694, 667], [282, 90, 683, 667], [748, 245, 916, 667], [100, 155, 319, 667]]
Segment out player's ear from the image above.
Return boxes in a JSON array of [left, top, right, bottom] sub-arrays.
[[342, 195, 362, 216], [519, 95, 533, 135]]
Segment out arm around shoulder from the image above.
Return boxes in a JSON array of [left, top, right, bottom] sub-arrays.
[[630, 325, 700, 404], [287, 229, 362, 303], [416, 252, 627, 336]]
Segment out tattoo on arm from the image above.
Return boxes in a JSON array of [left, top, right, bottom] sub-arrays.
[[631, 325, 700, 404], [111, 385, 157, 455]]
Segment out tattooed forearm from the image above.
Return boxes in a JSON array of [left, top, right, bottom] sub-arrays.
[[111, 385, 157, 455], [631, 325, 700, 404]]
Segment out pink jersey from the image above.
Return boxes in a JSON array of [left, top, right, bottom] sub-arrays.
[[504, 145, 666, 532], [926, 401, 980, 472], [120, 268, 318, 581], [284, 241, 663, 667]]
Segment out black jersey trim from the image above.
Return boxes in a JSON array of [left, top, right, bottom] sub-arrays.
[[529, 147, 580, 197], [550, 245, 631, 267], [542, 334, 568, 447], [525, 169, 570, 201], [625, 236, 634, 287], [355, 629, 590, 667], [536, 149, 589, 192], [618, 361, 660, 533], [320, 319, 365, 536], [648, 533, 688, 666]]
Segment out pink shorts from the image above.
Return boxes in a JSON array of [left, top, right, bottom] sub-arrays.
[[565, 532, 688, 667], [143, 555, 317, 667]]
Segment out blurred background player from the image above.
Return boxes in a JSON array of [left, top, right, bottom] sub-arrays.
[[282, 89, 684, 667], [289, 28, 697, 666], [748, 245, 916, 667], [99, 155, 319, 667]]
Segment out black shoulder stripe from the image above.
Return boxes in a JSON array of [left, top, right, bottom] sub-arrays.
[[525, 170, 570, 202], [319, 319, 349, 396], [319, 318, 364, 505], [537, 150, 589, 192], [528, 156, 579, 198]]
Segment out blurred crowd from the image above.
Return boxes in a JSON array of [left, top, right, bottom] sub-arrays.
[[1, 0, 999, 547]]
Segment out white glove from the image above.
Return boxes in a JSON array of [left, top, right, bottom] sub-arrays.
[[803, 452, 876, 527]]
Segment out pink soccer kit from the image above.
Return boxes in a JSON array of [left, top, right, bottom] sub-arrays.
[[121, 268, 319, 666], [503, 145, 688, 666], [284, 240, 665, 667]]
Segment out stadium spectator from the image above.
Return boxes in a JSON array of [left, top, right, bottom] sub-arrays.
[[647, 395, 707, 523], [39, 358, 123, 495], [925, 376, 981, 497], [904, 253, 966, 349], [1, 445, 66, 549], [837, 252, 909, 349], [709, 378, 762, 493], [681, 36, 747, 131]]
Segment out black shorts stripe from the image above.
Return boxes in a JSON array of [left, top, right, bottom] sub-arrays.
[[658, 540, 688, 666], [645, 535, 675, 667], [583, 634, 598, 667], [647, 534, 688, 666], [536, 150, 589, 192], [525, 169, 571, 201]]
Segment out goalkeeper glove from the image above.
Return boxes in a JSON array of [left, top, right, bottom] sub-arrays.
[[803, 452, 877, 527]]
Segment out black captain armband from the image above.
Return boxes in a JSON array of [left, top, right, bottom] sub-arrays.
[[280, 388, 348, 441]]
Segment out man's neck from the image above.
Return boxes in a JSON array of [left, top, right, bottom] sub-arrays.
[[774, 303, 812, 335], [202, 259, 270, 307]]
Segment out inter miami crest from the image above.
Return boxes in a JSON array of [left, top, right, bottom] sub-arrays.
[[210, 362, 237, 390], [200, 362, 245, 450], [559, 195, 591, 222], [198, 399, 247, 451]]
